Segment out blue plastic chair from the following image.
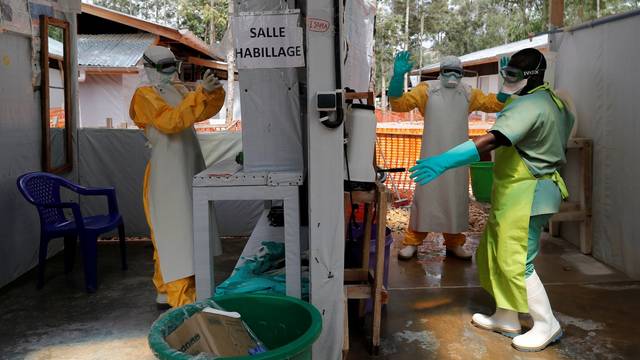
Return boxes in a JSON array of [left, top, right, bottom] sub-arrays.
[[17, 172, 127, 293]]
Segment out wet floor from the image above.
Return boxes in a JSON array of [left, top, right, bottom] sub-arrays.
[[0, 233, 638, 359], [347, 232, 640, 359]]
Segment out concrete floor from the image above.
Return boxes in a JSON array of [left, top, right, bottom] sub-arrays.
[[0, 233, 638, 359]]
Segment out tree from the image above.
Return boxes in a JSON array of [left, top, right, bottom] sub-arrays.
[[93, 0, 229, 43], [374, 0, 404, 107], [177, 0, 228, 44]]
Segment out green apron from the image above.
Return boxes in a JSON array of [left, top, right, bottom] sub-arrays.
[[476, 145, 568, 312]]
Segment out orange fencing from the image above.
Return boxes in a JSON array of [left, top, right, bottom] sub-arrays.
[[375, 115, 494, 201], [375, 128, 422, 201]]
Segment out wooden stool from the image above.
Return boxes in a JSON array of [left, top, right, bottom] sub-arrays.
[[343, 182, 390, 357]]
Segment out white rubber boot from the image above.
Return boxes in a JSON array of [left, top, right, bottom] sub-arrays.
[[512, 271, 562, 352], [397, 245, 417, 260], [156, 293, 170, 309], [446, 245, 473, 260], [472, 308, 522, 337]]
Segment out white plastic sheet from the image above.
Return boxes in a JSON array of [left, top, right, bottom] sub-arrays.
[[77, 129, 262, 237], [554, 13, 640, 279]]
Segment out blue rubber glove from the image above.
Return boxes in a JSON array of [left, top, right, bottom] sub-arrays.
[[497, 56, 511, 103], [388, 51, 413, 97], [409, 140, 480, 186]]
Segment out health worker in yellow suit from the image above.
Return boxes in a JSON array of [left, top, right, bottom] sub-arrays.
[[129, 45, 225, 308], [389, 53, 508, 260]]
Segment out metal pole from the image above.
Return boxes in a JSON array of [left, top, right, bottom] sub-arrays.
[[404, 0, 410, 93]]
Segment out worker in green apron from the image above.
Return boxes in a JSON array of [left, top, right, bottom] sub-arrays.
[[409, 48, 574, 352]]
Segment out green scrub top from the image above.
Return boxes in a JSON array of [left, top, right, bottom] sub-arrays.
[[490, 87, 575, 216]]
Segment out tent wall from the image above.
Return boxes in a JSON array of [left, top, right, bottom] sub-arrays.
[[78, 73, 138, 128], [0, 10, 80, 289], [554, 13, 640, 279], [77, 129, 262, 237]]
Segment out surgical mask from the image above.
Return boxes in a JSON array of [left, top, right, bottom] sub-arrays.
[[440, 67, 463, 88], [145, 68, 175, 86], [500, 78, 528, 95]]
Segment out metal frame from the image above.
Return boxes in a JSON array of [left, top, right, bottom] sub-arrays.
[[192, 170, 302, 300]]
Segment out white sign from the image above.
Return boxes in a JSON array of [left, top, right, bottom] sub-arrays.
[[233, 12, 305, 69]]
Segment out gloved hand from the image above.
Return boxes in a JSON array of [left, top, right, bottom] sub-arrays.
[[202, 69, 222, 93], [388, 51, 413, 97], [410, 140, 480, 186], [497, 56, 511, 103], [499, 55, 510, 70], [393, 51, 414, 77]]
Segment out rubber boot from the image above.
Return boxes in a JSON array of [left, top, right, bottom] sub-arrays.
[[512, 271, 562, 351], [445, 245, 473, 260], [398, 245, 417, 260], [472, 308, 521, 337]]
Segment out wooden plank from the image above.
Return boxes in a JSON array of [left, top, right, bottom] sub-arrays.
[[346, 284, 372, 299], [359, 202, 373, 317], [345, 284, 389, 303], [348, 190, 376, 204], [581, 139, 594, 253], [187, 56, 230, 71], [81, 67, 140, 74], [559, 201, 581, 212], [372, 183, 387, 350], [342, 288, 349, 360], [344, 269, 369, 282], [549, 0, 565, 28], [550, 210, 586, 222]]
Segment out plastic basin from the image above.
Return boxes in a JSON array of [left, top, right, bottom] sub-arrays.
[[149, 294, 322, 360], [470, 161, 494, 203]]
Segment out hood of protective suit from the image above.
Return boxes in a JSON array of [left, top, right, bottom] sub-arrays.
[[144, 46, 178, 85], [439, 55, 463, 88]]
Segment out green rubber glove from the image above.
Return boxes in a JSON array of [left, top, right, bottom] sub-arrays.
[[388, 51, 413, 98], [409, 140, 480, 186], [497, 56, 511, 103]]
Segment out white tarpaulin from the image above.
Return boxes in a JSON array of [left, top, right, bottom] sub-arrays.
[[343, 0, 376, 91], [233, 11, 305, 69], [77, 129, 263, 237], [554, 12, 640, 279]]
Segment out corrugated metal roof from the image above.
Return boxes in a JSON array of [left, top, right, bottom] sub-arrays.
[[78, 33, 156, 68], [416, 34, 549, 74]]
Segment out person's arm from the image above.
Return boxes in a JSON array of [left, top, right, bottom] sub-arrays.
[[129, 85, 225, 134], [410, 102, 535, 185], [468, 88, 507, 114], [389, 82, 429, 115]]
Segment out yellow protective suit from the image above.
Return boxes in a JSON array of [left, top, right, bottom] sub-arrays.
[[131, 85, 225, 307], [390, 82, 505, 249]]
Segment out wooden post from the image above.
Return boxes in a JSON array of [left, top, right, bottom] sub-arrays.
[[549, 0, 564, 29]]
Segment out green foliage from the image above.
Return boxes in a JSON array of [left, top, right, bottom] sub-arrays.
[[373, 0, 639, 96], [94, 0, 229, 43], [48, 25, 64, 42]]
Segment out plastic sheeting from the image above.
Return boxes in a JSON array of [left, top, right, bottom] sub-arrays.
[[235, 1, 303, 173], [343, 0, 376, 92], [554, 13, 640, 279], [78, 73, 139, 128], [77, 129, 263, 237], [0, 9, 81, 289]]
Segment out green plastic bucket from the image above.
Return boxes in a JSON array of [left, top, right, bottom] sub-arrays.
[[470, 161, 494, 203], [149, 294, 322, 360]]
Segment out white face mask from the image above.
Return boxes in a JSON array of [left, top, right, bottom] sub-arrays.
[[145, 67, 175, 86], [500, 78, 528, 95], [440, 74, 461, 88]]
